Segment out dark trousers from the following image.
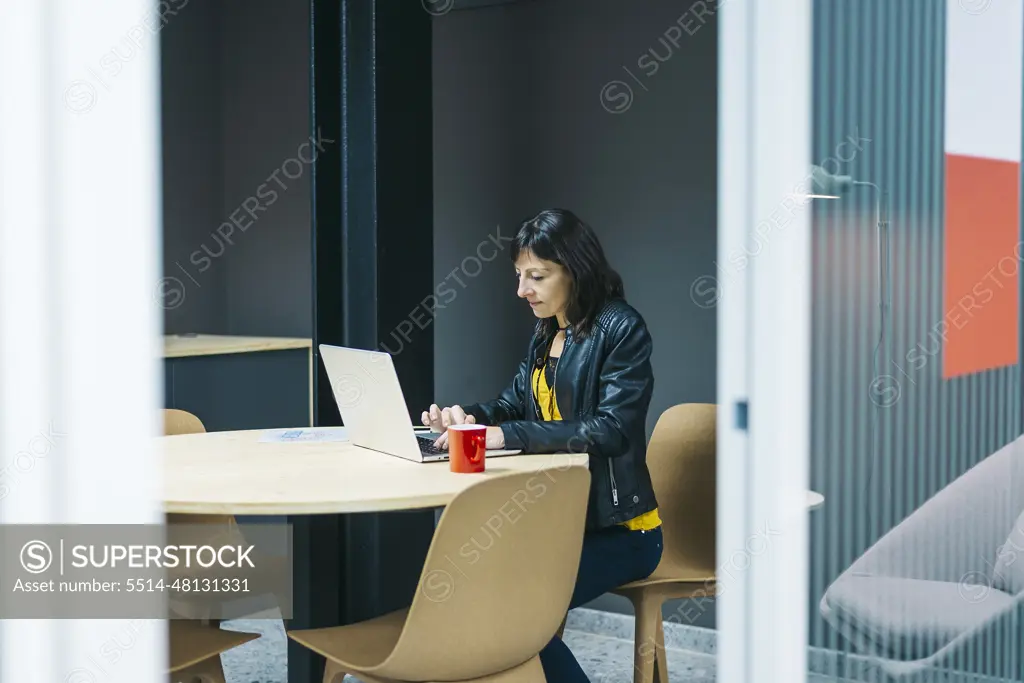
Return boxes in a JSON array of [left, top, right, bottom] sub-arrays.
[[539, 524, 664, 683]]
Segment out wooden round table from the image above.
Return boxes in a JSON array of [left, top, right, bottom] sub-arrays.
[[161, 427, 827, 515], [161, 428, 588, 515]]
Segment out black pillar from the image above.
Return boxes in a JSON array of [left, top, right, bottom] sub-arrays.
[[289, 2, 435, 682]]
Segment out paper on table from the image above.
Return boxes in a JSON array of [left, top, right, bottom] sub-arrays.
[[258, 427, 349, 443]]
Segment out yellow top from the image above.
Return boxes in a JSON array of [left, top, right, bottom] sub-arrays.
[[532, 361, 661, 532]]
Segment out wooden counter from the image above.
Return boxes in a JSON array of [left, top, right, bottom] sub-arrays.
[[163, 334, 313, 431], [164, 334, 312, 358]]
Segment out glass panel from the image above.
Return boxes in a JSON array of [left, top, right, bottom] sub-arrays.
[[810, 1, 1023, 682]]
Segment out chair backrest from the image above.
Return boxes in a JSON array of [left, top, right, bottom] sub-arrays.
[[163, 408, 207, 436], [646, 403, 717, 580], [844, 431, 1024, 586], [379, 465, 591, 681]]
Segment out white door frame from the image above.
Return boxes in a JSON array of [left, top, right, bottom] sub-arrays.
[[0, 2, 165, 681], [717, 1, 813, 682]]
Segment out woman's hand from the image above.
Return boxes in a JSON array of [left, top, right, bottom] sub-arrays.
[[421, 404, 476, 433], [434, 426, 506, 451], [485, 426, 506, 450]]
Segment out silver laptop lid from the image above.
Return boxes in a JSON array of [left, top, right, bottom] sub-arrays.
[[319, 344, 424, 461]]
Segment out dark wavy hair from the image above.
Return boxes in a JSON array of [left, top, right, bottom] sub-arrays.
[[510, 208, 624, 339]]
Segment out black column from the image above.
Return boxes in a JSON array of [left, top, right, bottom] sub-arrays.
[[290, 2, 435, 682]]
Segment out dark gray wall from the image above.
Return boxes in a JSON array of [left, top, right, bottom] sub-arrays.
[[221, 0, 312, 337], [431, 3, 543, 409], [161, 0, 311, 337], [432, 0, 718, 626], [160, 0, 226, 333]]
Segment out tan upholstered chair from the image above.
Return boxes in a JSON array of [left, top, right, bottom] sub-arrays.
[[162, 408, 260, 682], [612, 403, 717, 683], [288, 466, 592, 683]]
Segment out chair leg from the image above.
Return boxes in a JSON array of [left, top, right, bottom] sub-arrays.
[[323, 659, 351, 683], [653, 617, 668, 683], [627, 591, 665, 683], [171, 656, 226, 683]]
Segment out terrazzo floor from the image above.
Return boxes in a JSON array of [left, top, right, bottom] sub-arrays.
[[219, 608, 854, 683]]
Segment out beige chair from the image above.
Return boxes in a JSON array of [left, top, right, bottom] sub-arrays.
[[162, 408, 260, 683], [169, 620, 260, 683], [611, 403, 717, 683], [288, 466, 592, 683]]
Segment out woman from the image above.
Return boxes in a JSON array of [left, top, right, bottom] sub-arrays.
[[421, 208, 663, 683]]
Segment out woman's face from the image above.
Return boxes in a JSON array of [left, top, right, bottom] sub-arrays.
[[514, 250, 571, 321]]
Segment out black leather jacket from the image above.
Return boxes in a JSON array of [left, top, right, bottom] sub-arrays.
[[462, 298, 659, 531]]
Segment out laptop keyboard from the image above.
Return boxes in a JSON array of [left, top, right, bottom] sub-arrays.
[[417, 435, 447, 456]]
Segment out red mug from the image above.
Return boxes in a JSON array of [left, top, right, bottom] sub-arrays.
[[448, 424, 486, 473]]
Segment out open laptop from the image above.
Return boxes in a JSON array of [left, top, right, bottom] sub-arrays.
[[319, 344, 522, 463]]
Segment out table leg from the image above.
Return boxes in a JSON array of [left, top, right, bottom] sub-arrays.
[[287, 514, 341, 683], [286, 511, 435, 683]]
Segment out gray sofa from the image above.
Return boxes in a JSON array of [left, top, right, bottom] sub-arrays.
[[820, 434, 1024, 679]]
